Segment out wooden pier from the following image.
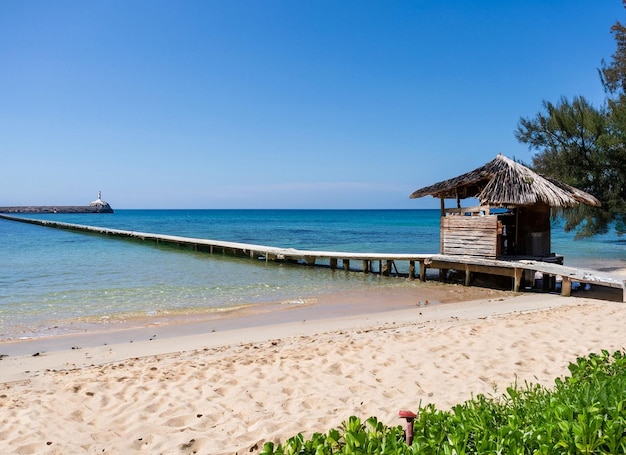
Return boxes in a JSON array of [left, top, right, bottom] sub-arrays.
[[1, 214, 624, 301]]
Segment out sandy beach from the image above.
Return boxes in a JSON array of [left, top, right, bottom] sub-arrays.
[[1, 281, 625, 454]]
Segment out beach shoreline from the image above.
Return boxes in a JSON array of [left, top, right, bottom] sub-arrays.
[[1, 285, 626, 454], [3, 266, 623, 355], [0, 281, 511, 356]]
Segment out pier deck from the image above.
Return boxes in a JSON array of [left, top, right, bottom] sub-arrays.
[[2, 214, 624, 301]]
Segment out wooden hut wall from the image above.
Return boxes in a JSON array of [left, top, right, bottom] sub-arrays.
[[441, 215, 499, 258]]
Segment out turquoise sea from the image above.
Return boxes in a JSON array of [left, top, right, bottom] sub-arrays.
[[1, 209, 624, 340]]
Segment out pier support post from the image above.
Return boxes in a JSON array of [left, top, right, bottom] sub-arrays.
[[362, 260, 369, 273], [409, 261, 415, 280], [419, 261, 426, 282], [383, 260, 392, 276], [304, 256, 316, 266], [329, 258, 338, 269], [343, 259, 350, 271], [513, 268, 523, 292], [541, 272, 550, 291], [561, 277, 572, 297]]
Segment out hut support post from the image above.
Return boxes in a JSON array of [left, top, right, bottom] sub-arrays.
[[464, 264, 471, 286], [439, 198, 445, 254]]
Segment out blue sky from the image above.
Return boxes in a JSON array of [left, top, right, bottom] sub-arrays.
[[0, 1, 622, 209]]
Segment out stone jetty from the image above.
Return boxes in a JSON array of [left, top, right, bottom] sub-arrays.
[[0, 191, 114, 214]]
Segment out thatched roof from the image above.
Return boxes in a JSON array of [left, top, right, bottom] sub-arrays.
[[409, 154, 601, 208]]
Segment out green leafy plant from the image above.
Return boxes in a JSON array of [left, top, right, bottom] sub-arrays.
[[262, 350, 626, 454]]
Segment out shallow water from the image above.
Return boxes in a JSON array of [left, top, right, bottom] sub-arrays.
[[1, 210, 623, 339]]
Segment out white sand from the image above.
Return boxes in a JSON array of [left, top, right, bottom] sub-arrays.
[[1, 291, 625, 454]]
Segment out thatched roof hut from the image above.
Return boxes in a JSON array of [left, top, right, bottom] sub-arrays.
[[409, 154, 600, 259], [409, 154, 600, 208]]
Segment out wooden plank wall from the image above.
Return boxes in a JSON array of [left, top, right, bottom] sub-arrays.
[[441, 215, 498, 257]]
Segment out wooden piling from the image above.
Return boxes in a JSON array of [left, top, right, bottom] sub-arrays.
[[513, 268, 523, 292], [419, 261, 427, 282], [561, 277, 572, 297]]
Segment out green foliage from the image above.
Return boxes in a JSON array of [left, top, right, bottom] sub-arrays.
[[515, 9, 626, 238], [260, 416, 407, 454], [599, 18, 626, 237], [263, 350, 626, 454], [515, 96, 624, 238], [600, 18, 626, 97]]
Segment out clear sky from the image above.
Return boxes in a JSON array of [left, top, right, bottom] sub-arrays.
[[0, 1, 622, 209]]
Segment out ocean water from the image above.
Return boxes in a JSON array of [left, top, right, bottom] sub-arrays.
[[1, 209, 624, 340]]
